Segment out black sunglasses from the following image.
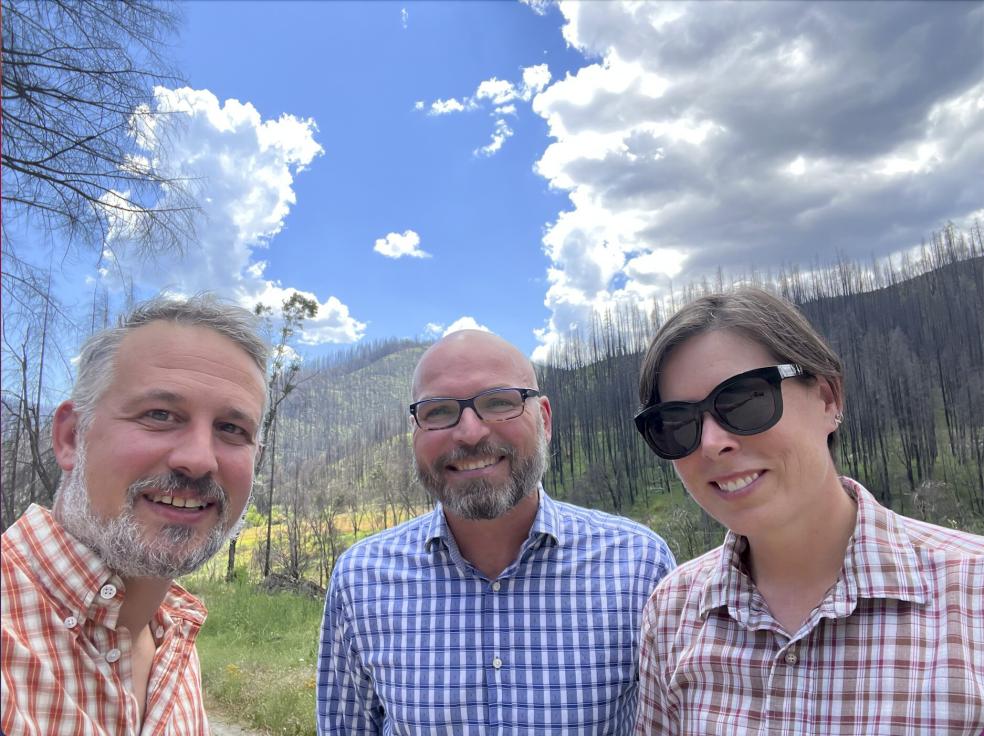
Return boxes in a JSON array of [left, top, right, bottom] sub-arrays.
[[634, 364, 805, 460]]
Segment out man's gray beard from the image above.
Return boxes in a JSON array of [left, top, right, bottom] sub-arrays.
[[414, 421, 549, 520], [54, 437, 249, 579]]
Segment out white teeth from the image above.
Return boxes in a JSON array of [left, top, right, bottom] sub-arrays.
[[454, 457, 498, 472], [148, 494, 206, 509], [717, 472, 761, 493]]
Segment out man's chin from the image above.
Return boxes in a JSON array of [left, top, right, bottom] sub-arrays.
[[106, 523, 227, 579], [124, 545, 214, 579], [437, 484, 528, 521]]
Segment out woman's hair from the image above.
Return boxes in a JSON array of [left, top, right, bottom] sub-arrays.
[[638, 287, 844, 453]]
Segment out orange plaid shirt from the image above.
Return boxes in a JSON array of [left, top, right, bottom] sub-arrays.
[[1, 505, 210, 735]]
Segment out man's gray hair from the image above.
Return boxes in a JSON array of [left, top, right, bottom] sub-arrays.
[[71, 293, 270, 430]]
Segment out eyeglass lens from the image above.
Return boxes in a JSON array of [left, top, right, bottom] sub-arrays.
[[415, 389, 527, 429]]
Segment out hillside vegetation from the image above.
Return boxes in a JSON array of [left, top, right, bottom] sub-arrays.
[[3, 227, 981, 571], [235, 224, 984, 577]]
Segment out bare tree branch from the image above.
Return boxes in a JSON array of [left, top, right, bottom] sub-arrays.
[[1, 0, 199, 259]]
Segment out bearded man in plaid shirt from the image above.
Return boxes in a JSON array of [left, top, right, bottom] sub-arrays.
[[1, 295, 269, 735]]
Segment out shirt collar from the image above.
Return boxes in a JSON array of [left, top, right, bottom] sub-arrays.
[[424, 485, 562, 552], [839, 477, 928, 604], [699, 529, 751, 618], [7, 504, 206, 629], [699, 477, 928, 618]]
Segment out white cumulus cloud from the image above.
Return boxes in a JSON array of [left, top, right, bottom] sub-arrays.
[[374, 229, 430, 259], [520, 0, 552, 16], [429, 98, 467, 115], [442, 316, 491, 335], [423, 317, 492, 339], [417, 64, 552, 156], [529, 0, 984, 359], [476, 78, 517, 106], [476, 119, 515, 157], [100, 86, 366, 344]]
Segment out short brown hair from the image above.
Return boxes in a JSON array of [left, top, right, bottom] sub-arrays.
[[638, 287, 844, 453], [72, 293, 270, 431]]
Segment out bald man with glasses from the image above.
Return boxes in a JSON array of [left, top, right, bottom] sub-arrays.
[[316, 330, 675, 735]]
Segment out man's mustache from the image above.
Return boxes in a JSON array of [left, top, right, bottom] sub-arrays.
[[435, 440, 516, 468], [126, 472, 229, 513]]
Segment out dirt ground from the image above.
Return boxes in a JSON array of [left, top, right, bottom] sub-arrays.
[[209, 714, 269, 736]]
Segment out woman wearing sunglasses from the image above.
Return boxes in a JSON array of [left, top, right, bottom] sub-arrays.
[[632, 288, 984, 735]]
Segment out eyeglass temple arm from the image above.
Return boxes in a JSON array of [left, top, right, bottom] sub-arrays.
[[778, 364, 804, 379]]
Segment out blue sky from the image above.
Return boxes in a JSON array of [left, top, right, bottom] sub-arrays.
[[15, 1, 984, 360], [172, 0, 585, 354]]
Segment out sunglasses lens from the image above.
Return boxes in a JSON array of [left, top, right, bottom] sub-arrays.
[[642, 405, 699, 459], [715, 377, 778, 433], [637, 371, 785, 458]]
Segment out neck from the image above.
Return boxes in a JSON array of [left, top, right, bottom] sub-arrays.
[[746, 476, 857, 595], [117, 575, 172, 636], [444, 488, 540, 581]]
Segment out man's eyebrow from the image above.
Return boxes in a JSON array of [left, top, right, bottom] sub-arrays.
[[222, 407, 260, 430], [120, 389, 184, 410]]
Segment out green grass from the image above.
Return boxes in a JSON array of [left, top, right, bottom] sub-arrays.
[[183, 578, 323, 735]]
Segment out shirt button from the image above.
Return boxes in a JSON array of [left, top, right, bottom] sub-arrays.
[[492, 657, 502, 669], [155, 626, 165, 639], [491, 581, 501, 592], [784, 651, 799, 666], [99, 584, 118, 600], [105, 648, 122, 663], [64, 616, 78, 629]]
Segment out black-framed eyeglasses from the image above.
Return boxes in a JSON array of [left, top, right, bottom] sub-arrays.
[[634, 364, 805, 460], [410, 387, 541, 430]]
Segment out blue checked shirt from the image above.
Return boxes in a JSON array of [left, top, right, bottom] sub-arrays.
[[316, 489, 675, 735]]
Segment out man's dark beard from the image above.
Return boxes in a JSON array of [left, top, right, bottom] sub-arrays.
[[414, 424, 548, 520]]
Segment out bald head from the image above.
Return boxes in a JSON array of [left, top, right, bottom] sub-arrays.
[[412, 330, 538, 401], [410, 329, 551, 521]]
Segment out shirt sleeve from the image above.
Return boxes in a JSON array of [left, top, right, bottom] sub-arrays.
[[316, 564, 383, 736], [2, 619, 40, 736], [634, 594, 677, 736]]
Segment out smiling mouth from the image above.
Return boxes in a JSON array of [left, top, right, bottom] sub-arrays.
[[713, 471, 762, 493], [448, 456, 502, 472], [144, 493, 212, 510]]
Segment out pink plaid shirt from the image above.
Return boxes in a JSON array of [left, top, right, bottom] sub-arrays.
[[635, 478, 984, 735], [2, 505, 210, 735]]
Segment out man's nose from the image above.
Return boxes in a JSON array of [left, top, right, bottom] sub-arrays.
[[451, 407, 491, 445], [168, 422, 220, 479]]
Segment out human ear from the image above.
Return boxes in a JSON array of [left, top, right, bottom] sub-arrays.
[[815, 377, 842, 430], [52, 401, 81, 472], [538, 395, 553, 444]]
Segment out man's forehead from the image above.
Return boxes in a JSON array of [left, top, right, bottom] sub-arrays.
[[413, 331, 536, 398], [112, 321, 266, 399], [118, 321, 254, 363]]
